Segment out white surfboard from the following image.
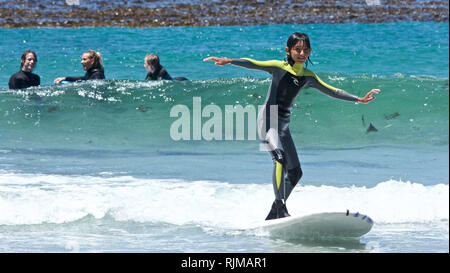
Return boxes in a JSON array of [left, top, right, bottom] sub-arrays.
[[255, 211, 373, 240]]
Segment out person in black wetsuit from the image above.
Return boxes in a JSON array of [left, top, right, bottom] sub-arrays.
[[8, 50, 40, 89], [204, 32, 380, 220], [54, 50, 105, 84], [144, 53, 188, 81]]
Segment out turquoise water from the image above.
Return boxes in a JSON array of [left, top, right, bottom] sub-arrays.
[[1, 23, 449, 83], [0, 22, 448, 253]]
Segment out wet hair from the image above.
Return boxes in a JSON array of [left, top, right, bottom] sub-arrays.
[[84, 50, 104, 71], [145, 53, 162, 72], [20, 49, 37, 68], [285, 32, 312, 67]]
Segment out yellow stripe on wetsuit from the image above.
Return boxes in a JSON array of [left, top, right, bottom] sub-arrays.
[[275, 161, 283, 190], [240, 58, 345, 93]]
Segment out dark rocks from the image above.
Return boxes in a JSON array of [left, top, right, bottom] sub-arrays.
[[0, 0, 448, 28]]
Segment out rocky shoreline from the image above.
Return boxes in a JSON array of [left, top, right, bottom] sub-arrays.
[[1, 0, 448, 28]]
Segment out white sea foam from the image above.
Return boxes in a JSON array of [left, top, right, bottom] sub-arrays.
[[0, 172, 448, 227]]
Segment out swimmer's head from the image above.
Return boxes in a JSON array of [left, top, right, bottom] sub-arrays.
[[285, 33, 312, 67], [81, 50, 103, 71], [20, 50, 37, 72], [144, 53, 162, 73]]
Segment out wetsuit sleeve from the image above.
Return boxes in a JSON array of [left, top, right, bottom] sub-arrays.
[[66, 69, 104, 81], [64, 76, 85, 82], [306, 71, 359, 102], [231, 58, 283, 74]]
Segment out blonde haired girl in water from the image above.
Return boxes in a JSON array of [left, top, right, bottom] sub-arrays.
[[54, 50, 105, 84]]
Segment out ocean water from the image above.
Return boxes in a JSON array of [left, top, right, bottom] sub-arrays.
[[0, 22, 448, 253]]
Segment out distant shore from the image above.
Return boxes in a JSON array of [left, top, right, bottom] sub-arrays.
[[1, 0, 448, 28]]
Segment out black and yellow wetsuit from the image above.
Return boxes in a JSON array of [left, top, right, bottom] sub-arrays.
[[231, 58, 359, 220]]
